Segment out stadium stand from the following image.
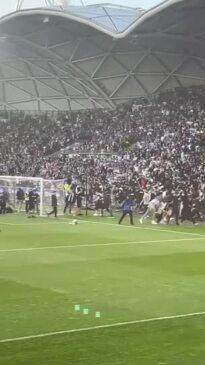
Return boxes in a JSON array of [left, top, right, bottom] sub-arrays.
[[1, 87, 205, 193], [2, 3, 205, 365], [0, 0, 205, 217]]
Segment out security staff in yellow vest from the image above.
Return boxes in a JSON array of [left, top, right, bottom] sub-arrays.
[[63, 181, 72, 214], [63, 182, 71, 193]]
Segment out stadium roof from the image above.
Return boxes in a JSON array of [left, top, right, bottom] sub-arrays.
[[0, 0, 204, 111]]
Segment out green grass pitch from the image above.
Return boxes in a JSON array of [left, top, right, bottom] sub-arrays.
[[0, 214, 205, 365]]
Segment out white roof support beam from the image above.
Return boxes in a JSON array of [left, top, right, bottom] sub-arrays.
[[18, 35, 115, 109], [39, 99, 59, 111], [7, 80, 34, 97], [16, 0, 24, 11], [6, 98, 35, 105], [109, 53, 148, 98], [0, 0, 205, 110], [25, 61, 42, 112], [133, 32, 205, 49], [6, 35, 103, 106], [48, 61, 71, 111], [152, 52, 183, 88], [152, 55, 189, 93]]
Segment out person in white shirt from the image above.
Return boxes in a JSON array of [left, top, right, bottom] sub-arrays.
[[155, 201, 167, 224], [140, 190, 151, 213], [139, 196, 161, 225], [93, 192, 103, 216]]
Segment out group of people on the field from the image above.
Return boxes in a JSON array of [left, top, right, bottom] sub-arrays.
[[88, 181, 203, 225], [62, 179, 84, 217], [0, 187, 39, 216], [1, 176, 203, 226], [93, 189, 113, 217], [62, 180, 113, 218], [15, 188, 40, 217], [139, 190, 200, 226], [118, 189, 201, 226]]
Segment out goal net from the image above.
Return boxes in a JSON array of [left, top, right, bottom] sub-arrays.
[[0, 176, 65, 216]]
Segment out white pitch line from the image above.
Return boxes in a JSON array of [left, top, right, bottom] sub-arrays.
[[1, 218, 205, 238], [0, 237, 205, 253], [0, 310, 205, 344], [0, 222, 69, 226], [79, 219, 205, 237]]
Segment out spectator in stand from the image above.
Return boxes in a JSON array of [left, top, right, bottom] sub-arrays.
[[0, 86, 205, 209]]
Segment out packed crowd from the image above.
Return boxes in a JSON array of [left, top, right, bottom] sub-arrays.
[[1, 87, 205, 203], [0, 112, 86, 176]]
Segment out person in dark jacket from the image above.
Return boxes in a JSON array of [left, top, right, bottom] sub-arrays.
[[166, 192, 180, 225], [27, 190, 36, 218], [25, 193, 29, 214], [48, 192, 58, 218], [101, 189, 113, 217], [0, 193, 6, 214], [181, 193, 197, 225], [16, 188, 25, 212], [75, 184, 84, 216], [118, 195, 134, 225]]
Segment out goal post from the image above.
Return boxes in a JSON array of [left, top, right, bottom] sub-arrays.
[[0, 175, 65, 216], [43, 178, 65, 215]]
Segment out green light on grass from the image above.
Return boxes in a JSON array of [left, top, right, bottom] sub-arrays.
[[74, 304, 80, 311], [83, 308, 89, 315]]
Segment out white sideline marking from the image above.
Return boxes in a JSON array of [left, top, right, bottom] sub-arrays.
[[1, 218, 205, 238], [0, 311, 205, 344], [0, 237, 205, 253], [80, 219, 205, 237], [0, 222, 68, 226]]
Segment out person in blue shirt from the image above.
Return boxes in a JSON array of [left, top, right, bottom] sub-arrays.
[[118, 195, 134, 225]]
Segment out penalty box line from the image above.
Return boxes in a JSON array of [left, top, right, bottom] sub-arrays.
[[0, 311, 205, 344], [0, 237, 205, 253]]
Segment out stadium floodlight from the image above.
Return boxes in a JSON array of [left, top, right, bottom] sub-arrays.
[[0, 176, 65, 216]]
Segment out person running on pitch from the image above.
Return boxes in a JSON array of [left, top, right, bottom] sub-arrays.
[[139, 195, 161, 225], [118, 194, 134, 225], [139, 189, 151, 214], [155, 201, 167, 224]]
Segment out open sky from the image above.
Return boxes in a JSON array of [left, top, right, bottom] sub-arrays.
[[0, 0, 163, 16]]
